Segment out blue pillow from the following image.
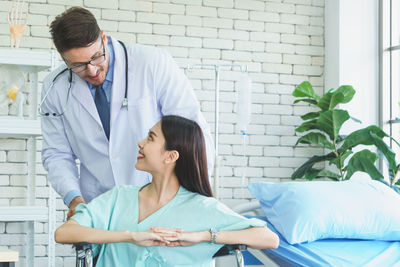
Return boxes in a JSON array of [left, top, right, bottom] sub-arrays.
[[248, 177, 400, 244]]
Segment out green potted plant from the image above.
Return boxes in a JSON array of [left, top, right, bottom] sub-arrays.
[[291, 81, 400, 193]]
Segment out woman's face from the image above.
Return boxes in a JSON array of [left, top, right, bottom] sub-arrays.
[[136, 122, 168, 173]]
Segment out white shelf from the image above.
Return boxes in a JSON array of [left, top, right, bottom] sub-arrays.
[[0, 117, 41, 138], [0, 49, 52, 71], [0, 48, 56, 267], [0, 206, 49, 221], [0, 248, 19, 262]]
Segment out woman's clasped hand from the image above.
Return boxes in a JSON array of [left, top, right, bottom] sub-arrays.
[[130, 227, 210, 247]]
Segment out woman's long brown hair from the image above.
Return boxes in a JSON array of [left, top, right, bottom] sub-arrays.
[[161, 115, 213, 197]]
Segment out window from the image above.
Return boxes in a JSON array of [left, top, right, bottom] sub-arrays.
[[381, 0, 400, 156]]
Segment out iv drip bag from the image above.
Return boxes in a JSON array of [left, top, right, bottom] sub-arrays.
[[236, 73, 252, 133]]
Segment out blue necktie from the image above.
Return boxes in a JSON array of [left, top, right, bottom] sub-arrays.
[[94, 85, 110, 140]]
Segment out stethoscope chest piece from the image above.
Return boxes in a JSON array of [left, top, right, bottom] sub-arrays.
[[122, 98, 128, 108]]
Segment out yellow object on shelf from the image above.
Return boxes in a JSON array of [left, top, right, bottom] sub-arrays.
[[7, 86, 18, 102]]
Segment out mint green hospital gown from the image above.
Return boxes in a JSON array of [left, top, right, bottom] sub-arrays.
[[72, 185, 265, 267]]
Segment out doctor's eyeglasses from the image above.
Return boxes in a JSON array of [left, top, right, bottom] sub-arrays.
[[68, 38, 106, 73]]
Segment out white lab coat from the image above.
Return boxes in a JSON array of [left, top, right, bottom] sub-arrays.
[[41, 37, 214, 203]]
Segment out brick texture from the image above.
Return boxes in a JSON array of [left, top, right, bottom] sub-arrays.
[[0, 0, 324, 265]]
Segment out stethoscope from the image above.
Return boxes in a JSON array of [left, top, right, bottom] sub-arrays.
[[38, 40, 129, 117]]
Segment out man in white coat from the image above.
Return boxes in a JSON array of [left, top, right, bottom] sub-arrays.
[[41, 7, 214, 219]]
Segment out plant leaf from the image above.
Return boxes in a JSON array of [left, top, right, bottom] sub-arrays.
[[390, 135, 400, 148], [295, 132, 335, 150], [392, 167, 400, 186], [335, 85, 356, 103], [350, 116, 362, 124], [291, 153, 337, 180], [329, 150, 352, 170], [292, 81, 321, 100], [301, 112, 320, 120], [304, 168, 341, 181], [375, 179, 400, 194], [293, 99, 318, 105], [295, 119, 319, 133], [336, 135, 347, 143], [391, 185, 400, 194], [317, 110, 350, 141], [329, 92, 346, 109], [318, 86, 356, 111], [369, 131, 397, 175], [345, 150, 383, 180], [317, 90, 334, 111], [340, 125, 388, 152]]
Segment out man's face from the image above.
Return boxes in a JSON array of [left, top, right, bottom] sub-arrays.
[[62, 32, 109, 86]]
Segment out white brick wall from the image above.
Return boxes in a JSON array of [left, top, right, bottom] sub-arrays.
[[0, 0, 324, 265]]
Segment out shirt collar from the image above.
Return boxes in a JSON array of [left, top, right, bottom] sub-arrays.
[[105, 36, 114, 83]]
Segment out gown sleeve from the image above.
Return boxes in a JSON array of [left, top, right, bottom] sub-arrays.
[[213, 199, 266, 230], [70, 186, 121, 256], [177, 195, 266, 232]]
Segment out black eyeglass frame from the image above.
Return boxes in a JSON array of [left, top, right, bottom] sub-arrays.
[[68, 38, 106, 73]]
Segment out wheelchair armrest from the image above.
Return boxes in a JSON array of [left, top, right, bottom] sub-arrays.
[[212, 244, 247, 258], [75, 243, 247, 267], [74, 242, 247, 258], [74, 242, 92, 251], [74, 242, 95, 267]]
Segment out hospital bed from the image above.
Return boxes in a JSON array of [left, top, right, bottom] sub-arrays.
[[234, 202, 400, 267], [74, 242, 247, 267]]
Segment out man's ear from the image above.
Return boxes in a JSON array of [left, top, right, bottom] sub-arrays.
[[101, 30, 108, 45], [165, 150, 179, 164]]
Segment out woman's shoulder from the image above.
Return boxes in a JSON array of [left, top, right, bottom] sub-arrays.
[[114, 185, 142, 194], [179, 187, 221, 207], [178, 188, 249, 224], [93, 185, 140, 201]]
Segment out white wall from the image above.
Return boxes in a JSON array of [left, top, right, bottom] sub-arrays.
[[0, 0, 325, 266]]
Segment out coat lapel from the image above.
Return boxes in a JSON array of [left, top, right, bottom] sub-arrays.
[[109, 37, 126, 132], [69, 36, 125, 133], [70, 74, 102, 126]]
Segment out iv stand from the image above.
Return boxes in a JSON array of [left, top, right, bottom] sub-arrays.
[[186, 64, 248, 199]]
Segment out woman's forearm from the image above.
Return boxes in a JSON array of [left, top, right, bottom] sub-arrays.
[[214, 227, 279, 249], [55, 219, 132, 244]]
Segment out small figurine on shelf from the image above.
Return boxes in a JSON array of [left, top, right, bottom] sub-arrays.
[[0, 66, 26, 118], [7, 0, 28, 49]]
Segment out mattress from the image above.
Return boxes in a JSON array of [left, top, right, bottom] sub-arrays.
[[244, 216, 400, 267]]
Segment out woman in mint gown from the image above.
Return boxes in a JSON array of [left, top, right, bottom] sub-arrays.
[[55, 115, 279, 266]]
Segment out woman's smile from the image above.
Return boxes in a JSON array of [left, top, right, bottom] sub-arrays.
[[137, 151, 145, 160]]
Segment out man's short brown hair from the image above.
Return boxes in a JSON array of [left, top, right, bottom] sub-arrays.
[[50, 7, 101, 53]]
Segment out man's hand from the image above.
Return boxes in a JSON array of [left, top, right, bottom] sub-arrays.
[[67, 196, 86, 220]]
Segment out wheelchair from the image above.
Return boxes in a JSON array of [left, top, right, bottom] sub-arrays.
[[75, 242, 247, 267]]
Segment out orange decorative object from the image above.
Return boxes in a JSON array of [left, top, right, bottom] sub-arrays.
[[7, 0, 28, 49], [7, 87, 18, 102]]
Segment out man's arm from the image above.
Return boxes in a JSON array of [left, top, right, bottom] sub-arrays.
[[41, 76, 83, 212], [66, 196, 85, 220]]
